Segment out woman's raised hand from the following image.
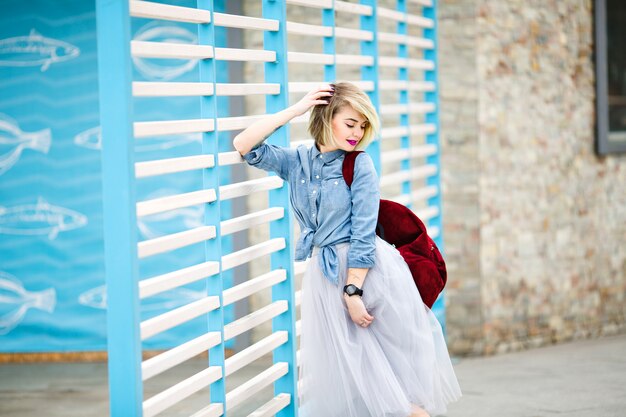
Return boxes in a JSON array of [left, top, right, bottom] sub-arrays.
[[290, 84, 334, 117]]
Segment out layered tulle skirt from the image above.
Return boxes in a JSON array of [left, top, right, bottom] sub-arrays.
[[298, 236, 462, 417]]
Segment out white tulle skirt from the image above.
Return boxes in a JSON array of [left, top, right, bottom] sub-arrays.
[[298, 236, 462, 417]]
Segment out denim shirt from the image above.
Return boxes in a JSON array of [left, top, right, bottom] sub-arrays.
[[241, 141, 380, 285]]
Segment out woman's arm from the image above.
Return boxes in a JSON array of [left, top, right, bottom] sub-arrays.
[[344, 267, 374, 327], [233, 84, 334, 157]]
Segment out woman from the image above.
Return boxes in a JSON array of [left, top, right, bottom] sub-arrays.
[[233, 82, 461, 417]]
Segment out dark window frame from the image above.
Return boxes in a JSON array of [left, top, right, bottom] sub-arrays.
[[595, 0, 626, 154]]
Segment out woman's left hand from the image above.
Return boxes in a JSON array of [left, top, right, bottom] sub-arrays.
[[344, 294, 374, 328]]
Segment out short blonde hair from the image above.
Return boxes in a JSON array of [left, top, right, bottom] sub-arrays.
[[307, 81, 380, 151]]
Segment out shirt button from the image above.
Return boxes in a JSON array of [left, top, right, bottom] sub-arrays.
[[312, 214, 316, 217], [315, 175, 319, 179], [334, 181, 338, 185], [312, 190, 317, 194], [301, 179, 305, 183]]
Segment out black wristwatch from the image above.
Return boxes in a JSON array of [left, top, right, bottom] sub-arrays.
[[343, 284, 363, 297]]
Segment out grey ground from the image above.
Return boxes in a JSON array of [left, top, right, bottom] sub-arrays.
[[1, 333, 625, 417]]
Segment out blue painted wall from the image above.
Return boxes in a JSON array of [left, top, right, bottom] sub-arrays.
[[0, 0, 233, 352]]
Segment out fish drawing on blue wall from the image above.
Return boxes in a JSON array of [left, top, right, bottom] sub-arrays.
[[0, 197, 87, 240], [78, 284, 205, 313], [0, 113, 51, 175], [0, 29, 80, 71], [132, 22, 198, 81], [137, 189, 204, 239], [74, 125, 201, 152], [0, 271, 56, 335]]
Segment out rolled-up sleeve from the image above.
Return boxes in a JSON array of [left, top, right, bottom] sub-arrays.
[[241, 142, 296, 181], [347, 152, 380, 269]]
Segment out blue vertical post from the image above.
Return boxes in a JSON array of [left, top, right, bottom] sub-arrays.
[[197, 0, 227, 410], [263, 1, 299, 416], [360, 0, 381, 175], [96, 0, 142, 415], [397, 0, 411, 203], [213, 0, 235, 347], [323, 2, 336, 83], [423, 0, 446, 331]]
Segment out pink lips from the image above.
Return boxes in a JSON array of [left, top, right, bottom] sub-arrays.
[[347, 140, 358, 146]]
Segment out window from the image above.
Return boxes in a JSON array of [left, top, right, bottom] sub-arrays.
[[595, 0, 626, 154]]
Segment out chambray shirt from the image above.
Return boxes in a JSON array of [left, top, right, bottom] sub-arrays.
[[242, 141, 380, 285]]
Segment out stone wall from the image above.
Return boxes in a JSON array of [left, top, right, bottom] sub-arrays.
[[441, 0, 626, 355]]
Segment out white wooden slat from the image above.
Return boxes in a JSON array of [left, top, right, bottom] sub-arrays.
[[225, 331, 288, 377], [219, 176, 285, 201], [380, 102, 436, 115], [407, 14, 435, 28], [213, 12, 279, 31], [142, 332, 221, 381], [190, 403, 224, 417], [415, 206, 439, 221], [295, 320, 302, 337], [378, 56, 435, 70], [335, 0, 373, 16], [131, 41, 214, 59], [389, 185, 439, 206], [335, 53, 374, 66], [134, 119, 214, 138], [130, 1, 212, 23], [139, 261, 220, 299], [285, 0, 332, 9], [221, 207, 285, 236], [247, 393, 291, 417], [377, 7, 434, 28], [222, 238, 286, 271], [223, 300, 289, 341], [141, 296, 220, 341], [409, 0, 434, 6], [295, 290, 302, 307], [216, 83, 280, 96], [288, 80, 374, 93], [410, 123, 437, 135], [296, 349, 301, 367], [222, 270, 287, 307], [334, 26, 373, 41], [286, 21, 333, 37], [135, 155, 215, 178], [381, 144, 437, 163], [215, 47, 276, 62], [138, 226, 216, 259], [216, 114, 266, 131], [225, 363, 289, 411], [219, 150, 248, 166], [380, 165, 438, 188], [378, 80, 436, 91], [137, 189, 216, 217], [294, 260, 308, 276], [380, 125, 409, 139], [133, 82, 214, 97], [377, 32, 434, 49], [142, 366, 222, 417], [288, 51, 334, 65], [377, 6, 407, 22]]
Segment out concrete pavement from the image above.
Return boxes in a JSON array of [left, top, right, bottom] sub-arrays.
[[1, 333, 625, 416]]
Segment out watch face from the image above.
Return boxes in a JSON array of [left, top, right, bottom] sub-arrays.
[[346, 285, 356, 295]]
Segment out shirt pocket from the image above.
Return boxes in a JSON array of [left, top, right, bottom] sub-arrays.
[[320, 177, 351, 211]]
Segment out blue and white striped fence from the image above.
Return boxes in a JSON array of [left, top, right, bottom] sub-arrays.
[[97, 0, 442, 415]]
